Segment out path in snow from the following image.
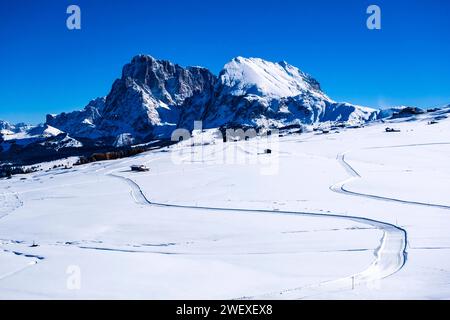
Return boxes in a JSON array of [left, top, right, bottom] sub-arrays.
[[107, 147, 407, 299], [330, 144, 450, 210]]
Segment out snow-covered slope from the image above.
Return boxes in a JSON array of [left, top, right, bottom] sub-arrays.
[[0, 121, 32, 136], [2, 115, 450, 299], [0, 124, 83, 165], [218, 57, 327, 99], [2, 124, 64, 143], [200, 57, 378, 128]]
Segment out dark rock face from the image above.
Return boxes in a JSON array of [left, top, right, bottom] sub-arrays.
[[391, 107, 425, 119], [47, 55, 217, 142], [121, 55, 215, 105]]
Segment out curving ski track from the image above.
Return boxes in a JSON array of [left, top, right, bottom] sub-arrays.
[[331, 145, 450, 210], [107, 152, 408, 299]]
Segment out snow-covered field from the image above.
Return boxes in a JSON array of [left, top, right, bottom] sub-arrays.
[[1, 113, 450, 299]]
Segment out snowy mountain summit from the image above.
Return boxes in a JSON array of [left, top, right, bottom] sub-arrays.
[[200, 56, 377, 128], [219, 57, 327, 100]]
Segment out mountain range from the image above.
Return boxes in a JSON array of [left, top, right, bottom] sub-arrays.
[[0, 55, 446, 166], [45, 55, 379, 143]]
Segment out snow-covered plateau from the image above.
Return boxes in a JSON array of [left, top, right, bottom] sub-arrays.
[[1, 107, 450, 299]]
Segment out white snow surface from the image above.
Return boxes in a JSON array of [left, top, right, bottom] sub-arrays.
[[1, 111, 450, 299]]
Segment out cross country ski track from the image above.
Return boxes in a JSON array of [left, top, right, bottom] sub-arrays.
[[331, 143, 450, 210], [106, 141, 408, 299]]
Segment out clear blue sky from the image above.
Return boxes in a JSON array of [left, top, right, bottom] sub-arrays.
[[1, 0, 449, 124]]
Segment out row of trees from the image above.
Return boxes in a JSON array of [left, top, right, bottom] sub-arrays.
[[75, 146, 151, 165]]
